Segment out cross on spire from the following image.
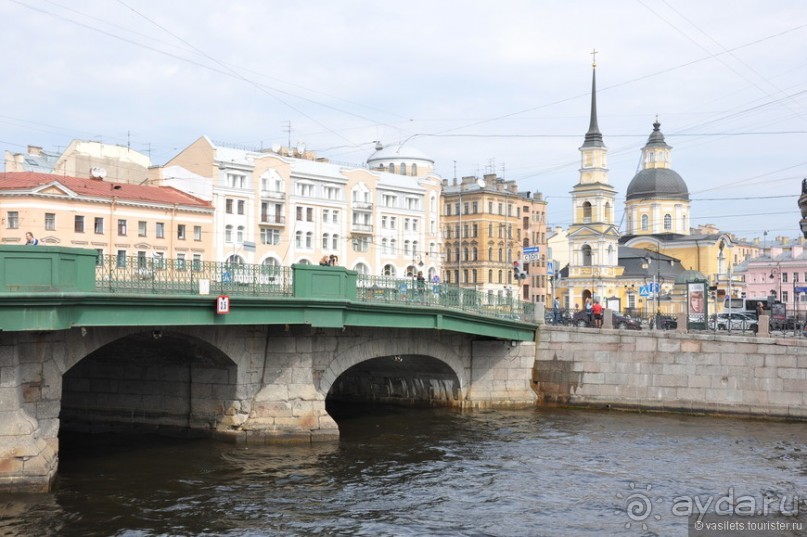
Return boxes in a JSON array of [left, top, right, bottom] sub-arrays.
[[591, 48, 598, 68]]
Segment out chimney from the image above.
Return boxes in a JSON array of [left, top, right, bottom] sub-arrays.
[[28, 145, 43, 156]]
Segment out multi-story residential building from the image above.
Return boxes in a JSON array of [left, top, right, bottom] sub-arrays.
[[441, 174, 547, 303], [158, 137, 442, 278], [5, 141, 151, 184], [0, 172, 214, 267]]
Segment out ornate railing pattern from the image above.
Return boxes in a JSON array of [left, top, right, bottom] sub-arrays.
[[94, 256, 292, 297], [93, 256, 535, 322]]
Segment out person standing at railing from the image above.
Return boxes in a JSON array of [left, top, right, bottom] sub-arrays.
[[24, 232, 39, 245], [553, 297, 560, 325], [416, 271, 426, 300], [319, 255, 330, 266]]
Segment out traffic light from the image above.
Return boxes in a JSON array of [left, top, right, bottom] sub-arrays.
[[741, 292, 746, 299], [512, 261, 527, 280], [709, 291, 717, 300]]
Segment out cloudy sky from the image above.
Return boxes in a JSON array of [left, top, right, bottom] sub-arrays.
[[2, 0, 806, 242]]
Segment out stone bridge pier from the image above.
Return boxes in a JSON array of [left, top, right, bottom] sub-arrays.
[[0, 325, 536, 492]]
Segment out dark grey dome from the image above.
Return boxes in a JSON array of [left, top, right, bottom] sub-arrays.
[[626, 168, 689, 201]]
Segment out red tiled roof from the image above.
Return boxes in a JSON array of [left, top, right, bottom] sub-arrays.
[[0, 172, 212, 208]]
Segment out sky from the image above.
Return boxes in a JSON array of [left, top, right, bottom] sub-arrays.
[[2, 0, 806, 243]]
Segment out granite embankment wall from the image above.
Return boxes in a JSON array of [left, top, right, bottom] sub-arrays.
[[534, 326, 807, 419]]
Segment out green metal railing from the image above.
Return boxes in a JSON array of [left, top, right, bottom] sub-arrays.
[[92, 256, 535, 322], [355, 274, 534, 321], [94, 255, 292, 297]]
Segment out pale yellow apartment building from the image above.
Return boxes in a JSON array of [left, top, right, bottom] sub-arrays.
[[0, 171, 214, 268], [154, 137, 443, 279]]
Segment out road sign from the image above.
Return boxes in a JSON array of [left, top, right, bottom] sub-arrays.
[[523, 246, 541, 262], [795, 286, 807, 294], [639, 285, 650, 297], [216, 295, 230, 315], [650, 282, 660, 294], [547, 261, 554, 276]]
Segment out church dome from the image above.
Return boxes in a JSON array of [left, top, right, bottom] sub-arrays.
[[626, 168, 689, 201], [675, 269, 706, 284], [367, 142, 434, 168]]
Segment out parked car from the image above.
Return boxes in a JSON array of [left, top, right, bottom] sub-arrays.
[[655, 315, 677, 330], [572, 310, 642, 330], [709, 312, 758, 332]]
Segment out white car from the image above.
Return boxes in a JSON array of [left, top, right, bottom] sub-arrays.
[[709, 312, 757, 332]]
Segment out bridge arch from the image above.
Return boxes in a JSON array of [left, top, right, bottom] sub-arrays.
[[320, 333, 468, 407], [59, 329, 239, 435]]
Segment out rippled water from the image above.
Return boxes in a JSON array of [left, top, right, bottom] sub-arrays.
[[2, 406, 807, 536]]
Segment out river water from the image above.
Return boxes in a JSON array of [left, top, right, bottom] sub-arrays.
[[2, 406, 807, 536]]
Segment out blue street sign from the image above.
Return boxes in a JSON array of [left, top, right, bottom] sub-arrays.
[[639, 285, 650, 297], [547, 261, 554, 276], [795, 286, 807, 294], [523, 246, 540, 254], [651, 282, 660, 294]]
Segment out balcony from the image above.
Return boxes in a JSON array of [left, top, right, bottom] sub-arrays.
[[260, 214, 286, 226], [352, 200, 373, 211], [261, 190, 286, 200], [351, 223, 373, 234]]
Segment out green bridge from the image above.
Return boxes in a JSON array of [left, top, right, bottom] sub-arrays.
[[0, 246, 540, 493], [0, 246, 537, 341]]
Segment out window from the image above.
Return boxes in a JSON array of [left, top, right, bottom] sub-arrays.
[[664, 213, 672, 230], [95, 249, 104, 266], [94, 217, 104, 234], [296, 182, 314, 197], [305, 231, 312, 248], [237, 200, 245, 215], [226, 173, 246, 189], [192, 254, 202, 271], [332, 210, 339, 224], [116, 249, 127, 268], [7, 211, 19, 229], [411, 163, 417, 176], [783, 272, 788, 283], [153, 251, 165, 270], [472, 201, 478, 213], [138, 221, 147, 237], [194, 226, 202, 241], [382, 238, 389, 254], [322, 233, 330, 249], [382, 216, 388, 229], [641, 214, 649, 230], [45, 213, 55, 231], [225, 199, 234, 214], [261, 228, 280, 245], [177, 253, 186, 271], [236, 226, 244, 243], [156, 222, 165, 238], [582, 201, 592, 221], [225, 225, 233, 243], [295, 231, 302, 248], [323, 186, 340, 200], [412, 219, 419, 232], [383, 194, 397, 207], [400, 163, 407, 175], [178, 224, 186, 240], [445, 204, 452, 216], [404, 218, 411, 231], [390, 217, 397, 230], [353, 237, 369, 252], [117, 219, 127, 236], [74, 215, 85, 233]]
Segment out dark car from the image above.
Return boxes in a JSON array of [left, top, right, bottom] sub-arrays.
[[572, 310, 642, 330], [655, 315, 677, 330]]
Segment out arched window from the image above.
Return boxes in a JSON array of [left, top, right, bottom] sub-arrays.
[[353, 262, 369, 275], [383, 264, 396, 276], [390, 239, 397, 254], [400, 163, 407, 175], [226, 254, 244, 266], [381, 238, 388, 254], [322, 233, 329, 249], [604, 202, 611, 222], [411, 163, 418, 176], [262, 257, 279, 267], [581, 244, 593, 266], [582, 201, 592, 221], [332, 234, 339, 249], [388, 163, 395, 174], [305, 231, 312, 248], [225, 225, 233, 243], [295, 230, 302, 248], [298, 258, 310, 265], [472, 247, 478, 261], [404, 240, 411, 256], [236, 226, 244, 243], [641, 214, 649, 231], [607, 244, 614, 265], [664, 214, 672, 230], [406, 265, 416, 277], [412, 240, 419, 255]]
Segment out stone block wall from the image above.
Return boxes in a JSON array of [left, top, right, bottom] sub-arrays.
[[535, 326, 807, 419]]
